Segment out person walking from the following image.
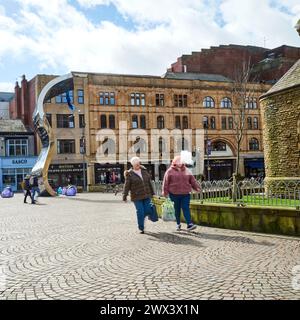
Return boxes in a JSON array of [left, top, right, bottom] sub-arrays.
[[23, 175, 34, 204], [162, 155, 201, 231], [31, 175, 40, 204], [123, 157, 155, 234]]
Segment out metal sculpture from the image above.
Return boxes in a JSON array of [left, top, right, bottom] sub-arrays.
[[31, 73, 74, 196]]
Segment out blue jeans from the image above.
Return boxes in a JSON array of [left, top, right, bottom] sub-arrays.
[[133, 198, 153, 231], [32, 187, 40, 200], [169, 193, 192, 225]]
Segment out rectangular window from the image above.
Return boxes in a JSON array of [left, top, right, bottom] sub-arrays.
[[46, 113, 52, 126], [80, 138, 86, 154], [79, 114, 85, 128], [104, 92, 109, 105], [100, 92, 104, 105], [174, 94, 187, 107], [55, 91, 73, 104], [55, 95, 62, 104], [6, 139, 28, 156], [100, 92, 115, 105], [136, 93, 140, 106], [57, 139, 76, 154], [110, 92, 115, 105], [141, 94, 145, 106], [57, 114, 75, 128], [175, 116, 181, 129], [156, 94, 164, 107], [221, 117, 227, 130], [77, 89, 84, 104], [228, 117, 234, 129], [130, 93, 145, 106], [210, 117, 216, 130]]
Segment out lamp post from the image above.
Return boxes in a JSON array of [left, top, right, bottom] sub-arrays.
[[203, 116, 211, 181], [79, 110, 86, 192]]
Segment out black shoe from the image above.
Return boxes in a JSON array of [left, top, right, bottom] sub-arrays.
[[139, 230, 144, 234], [187, 224, 197, 231]]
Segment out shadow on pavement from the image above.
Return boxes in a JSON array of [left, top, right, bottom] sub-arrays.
[[145, 231, 204, 247], [179, 230, 275, 246], [64, 197, 122, 204]]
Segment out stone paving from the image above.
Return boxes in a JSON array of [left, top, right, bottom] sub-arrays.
[[0, 193, 299, 300]]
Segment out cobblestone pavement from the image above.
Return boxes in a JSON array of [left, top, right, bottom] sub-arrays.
[[0, 193, 299, 300]]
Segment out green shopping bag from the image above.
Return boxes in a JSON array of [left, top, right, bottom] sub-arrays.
[[162, 198, 176, 221]]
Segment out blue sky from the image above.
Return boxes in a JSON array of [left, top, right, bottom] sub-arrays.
[[0, 0, 299, 91]]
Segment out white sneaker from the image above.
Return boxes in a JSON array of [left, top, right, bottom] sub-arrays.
[[176, 224, 181, 231]]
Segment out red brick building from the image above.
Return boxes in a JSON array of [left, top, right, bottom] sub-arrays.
[[169, 44, 300, 83]]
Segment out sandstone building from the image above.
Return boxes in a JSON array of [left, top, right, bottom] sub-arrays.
[[9, 71, 270, 188]]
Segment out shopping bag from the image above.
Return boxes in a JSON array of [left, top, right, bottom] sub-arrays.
[[148, 203, 159, 222], [162, 198, 176, 221]]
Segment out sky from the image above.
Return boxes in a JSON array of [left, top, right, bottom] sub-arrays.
[[0, 0, 299, 92]]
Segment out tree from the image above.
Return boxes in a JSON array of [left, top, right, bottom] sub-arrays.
[[229, 59, 257, 177], [229, 60, 259, 201]]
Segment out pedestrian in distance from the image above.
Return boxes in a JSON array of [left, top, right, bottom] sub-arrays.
[[31, 175, 40, 204], [162, 155, 201, 231], [23, 175, 34, 204], [122, 157, 155, 234]]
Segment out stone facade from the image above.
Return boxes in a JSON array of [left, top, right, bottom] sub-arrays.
[[10, 71, 270, 187], [260, 59, 300, 182]]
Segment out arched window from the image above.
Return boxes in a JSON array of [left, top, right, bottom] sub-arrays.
[[157, 116, 165, 129], [182, 116, 189, 129], [109, 115, 115, 129], [132, 115, 138, 128], [100, 115, 107, 129], [253, 117, 259, 129], [203, 96, 215, 108], [249, 138, 259, 151], [221, 97, 232, 108], [247, 117, 252, 130], [212, 141, 227, 151], [140, 115, 146, 129]]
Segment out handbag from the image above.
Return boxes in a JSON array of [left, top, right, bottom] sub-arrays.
[[148, 202, 159, 222], [162, 198, 176, 221]]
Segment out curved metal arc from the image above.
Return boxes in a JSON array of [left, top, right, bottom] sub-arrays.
[[31, 73, 74, 196]]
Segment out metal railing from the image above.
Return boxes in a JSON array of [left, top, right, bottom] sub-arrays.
[[152, 178, 300, 209]]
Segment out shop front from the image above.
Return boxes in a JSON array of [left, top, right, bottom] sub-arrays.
[[48, 163, 87, 189], [244, 158, 265, 178], [94, 162, 155, 184], [94, 163, 124, 184], [0, 156, 38, 192], [204, 159, 234, 181]]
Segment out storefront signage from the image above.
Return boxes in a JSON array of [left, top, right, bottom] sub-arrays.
[[48, 163, 86, 173], [12, 159, 28, 165]]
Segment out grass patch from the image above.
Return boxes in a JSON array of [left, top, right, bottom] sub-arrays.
[[198, 196, 300, 208]]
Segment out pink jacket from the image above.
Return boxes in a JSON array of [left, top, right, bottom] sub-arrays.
[[162, 166, 200, 196]]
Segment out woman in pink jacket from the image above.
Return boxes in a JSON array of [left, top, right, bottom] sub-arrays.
[[162, 155, 201, 231]]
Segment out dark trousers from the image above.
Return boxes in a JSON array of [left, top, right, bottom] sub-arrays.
[[169, 193, 192, 225], [133, 198, 153, 231], [24, 190, 33, 203]]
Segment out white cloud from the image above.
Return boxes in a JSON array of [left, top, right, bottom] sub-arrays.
[[0, 0, 299, 81], [0, 82, 15, 92]]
